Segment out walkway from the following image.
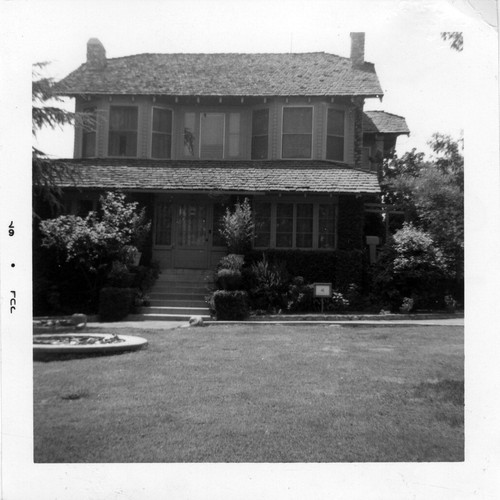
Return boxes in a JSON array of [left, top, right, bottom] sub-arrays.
[[88, 316, 464, 330]]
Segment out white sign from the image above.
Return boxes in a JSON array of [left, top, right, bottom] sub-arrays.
[[313, 283, 332, 298]]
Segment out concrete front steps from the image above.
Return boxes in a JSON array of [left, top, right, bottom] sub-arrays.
[[140, 268, 213, 321]]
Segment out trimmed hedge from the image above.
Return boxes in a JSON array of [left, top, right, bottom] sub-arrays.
[[99, 287, 136, 322], [213, 290, 250, 320]]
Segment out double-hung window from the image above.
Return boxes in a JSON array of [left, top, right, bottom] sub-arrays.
[[326, 108, 345, 161], [251, 109, 269, 159], [282, 107, 313, 159], [108, 106, 138, 157], [200, 113, 225, 159], [254, 200, 337, 250], [276, 203, 314, 249], [151, 108, 172, 159]]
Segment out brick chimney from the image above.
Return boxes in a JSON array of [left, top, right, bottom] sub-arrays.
[[350, 32, 365, 68], [87, 38, 106, 70]]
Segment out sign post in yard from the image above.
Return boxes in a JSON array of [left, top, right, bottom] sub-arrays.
[[313, 283, 332, 314]]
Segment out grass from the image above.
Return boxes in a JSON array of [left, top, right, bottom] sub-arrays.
[[33, 324, 464, 462]]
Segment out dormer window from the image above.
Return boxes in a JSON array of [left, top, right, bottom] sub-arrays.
[[282, 107, 313, 159], [108, 106, 138, 157], [151, 107, 173, 159], [326, 108, 345, 161]]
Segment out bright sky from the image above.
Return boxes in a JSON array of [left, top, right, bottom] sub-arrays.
[[20, 0, 496, 160]]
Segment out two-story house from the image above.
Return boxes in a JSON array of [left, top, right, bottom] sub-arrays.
[[54, 33, 408, 281]]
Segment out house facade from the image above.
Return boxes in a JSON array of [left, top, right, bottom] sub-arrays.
[[55, 33, 408, 279]]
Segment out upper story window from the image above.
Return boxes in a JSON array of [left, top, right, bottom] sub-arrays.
[[228, 113, 240, 157], [81, 107, 96, 158], [251, 109, 269, 159], [183, 111, 241, 160], [108, 106, 138, 157], [183, 112, 196, 156], [151, 108, 173, 159], [326, 108, 345, 161], [282, 107, 313, 159], [200, 113, 225, 159]]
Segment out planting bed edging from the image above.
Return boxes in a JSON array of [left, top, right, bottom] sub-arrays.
[[33, 334, 148, 359]]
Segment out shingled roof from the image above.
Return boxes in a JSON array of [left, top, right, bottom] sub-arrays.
[[54, 159, 380, 194], [56, 52, 383, 98], [362, 111, 410, 135]]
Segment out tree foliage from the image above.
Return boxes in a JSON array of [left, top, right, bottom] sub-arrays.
[[372, 223, 451, 310], [219, 198, 255, 254], [441, 32, 463, 52], [380, 134, 464, 297], [39, 192, 151, 304], [32, 63, 95, 216]]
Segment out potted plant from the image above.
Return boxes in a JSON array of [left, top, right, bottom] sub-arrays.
[[219, 198, 254, 255]]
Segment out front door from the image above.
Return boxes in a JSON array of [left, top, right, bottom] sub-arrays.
[[173, 202, 209, 269]]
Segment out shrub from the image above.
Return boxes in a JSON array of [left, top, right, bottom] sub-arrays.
[[219, 198, 254, 254], [249, 255, 289, 311], [218, 253, 245, 272], [286, 279, 349, 313], [106, 260, 135, 287], [38, 192, 152, 313], [245, 250, 336, 284], [213, 290, 250, 320], [129, 262, 160, 291], [216, 268, 243, 291], [399, 297, 414, 314], [286, 276, 314, 312], [329, 291, 349, 312], [98, 287, 135, 321], [371, 223, 450, 311]]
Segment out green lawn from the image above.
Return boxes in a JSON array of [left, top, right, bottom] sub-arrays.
[[33, 324, 463, 462]]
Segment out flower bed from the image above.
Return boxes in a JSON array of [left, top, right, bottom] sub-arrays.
[[33, 333, 147, 360]]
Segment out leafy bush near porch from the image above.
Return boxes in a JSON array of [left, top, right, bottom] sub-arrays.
[[245, 250, 336, 284], [35, 192, 153, 314], [212, 290, 250, 320], [218, 198, 254, 254], [371, 223, 450, 311]]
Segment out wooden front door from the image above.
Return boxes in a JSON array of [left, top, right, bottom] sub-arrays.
[[173, 202, 209, 269]]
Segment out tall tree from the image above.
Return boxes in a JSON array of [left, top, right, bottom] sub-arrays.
[[382, 134, 464, 291], [32, 63, 93, 216]]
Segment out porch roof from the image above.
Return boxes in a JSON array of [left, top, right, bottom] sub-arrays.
[[362, 111, 410, 135], [54, 159, 380, 195]]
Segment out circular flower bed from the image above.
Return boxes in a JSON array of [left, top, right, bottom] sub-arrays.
[[34, 334, 125, 346], [33, 333, 148, 360]]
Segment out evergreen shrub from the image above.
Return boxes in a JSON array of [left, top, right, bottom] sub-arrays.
[[216, 268, 243, 291], [213, 290, 250, 320]]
